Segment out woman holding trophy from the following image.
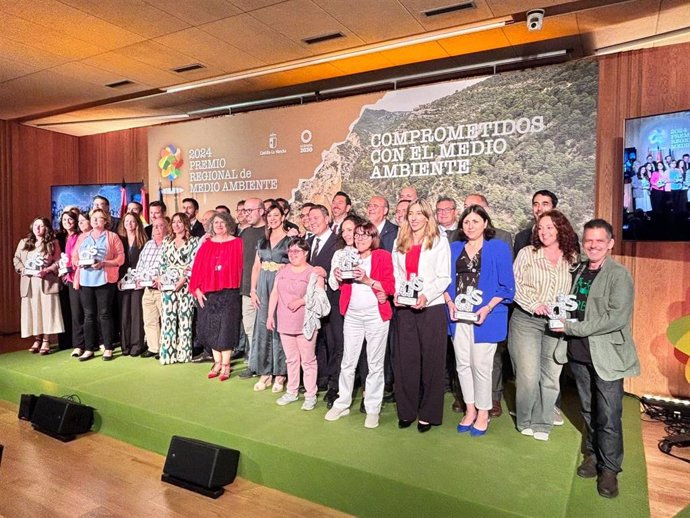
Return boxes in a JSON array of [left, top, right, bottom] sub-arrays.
[[509, 210, 579, 441], [445, 205, 514, 436], [159, 213, 199, 365], [13, 217, 64, 354], [116, 212, 147, 356], [325, 221, 395, 429], [71, 209, 124, 361], [392, 198, 451, 433]]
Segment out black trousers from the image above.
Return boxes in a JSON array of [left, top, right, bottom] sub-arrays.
[[57, 285, 72, 350], [326, 291, 344, 394], [67, 282, 85, 349], [80, 283, 116, 351], [393, 304, 447, 425], [118, 288, 145, 354]]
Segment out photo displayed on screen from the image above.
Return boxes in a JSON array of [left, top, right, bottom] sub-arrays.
[[623, 110, 690, 241], [51, 183, 144, 230]]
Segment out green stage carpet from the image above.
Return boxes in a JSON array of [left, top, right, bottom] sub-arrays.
[[0, 350, 649, 517]]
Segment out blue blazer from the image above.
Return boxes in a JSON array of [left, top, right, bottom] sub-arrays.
[[447, 238, 515, 343]]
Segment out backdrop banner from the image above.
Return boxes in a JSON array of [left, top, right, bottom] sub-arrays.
[[148, 60, 598, 233]]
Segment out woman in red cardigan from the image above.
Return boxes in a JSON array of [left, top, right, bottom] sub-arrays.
[[71, 209, 125, 361], [324, 221, 395, 429]]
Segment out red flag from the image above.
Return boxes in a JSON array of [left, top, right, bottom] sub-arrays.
[[119, 182, 128, 218], [140, 184, 149, 225]]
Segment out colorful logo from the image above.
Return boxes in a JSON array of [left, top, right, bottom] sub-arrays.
[[159, 144, 183, 181], [667, 316, 690, 383]]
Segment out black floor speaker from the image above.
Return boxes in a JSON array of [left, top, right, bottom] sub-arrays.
[[162, 436, 240, 498], [30, 395, 94, 442], [18, 394, 38, 421]]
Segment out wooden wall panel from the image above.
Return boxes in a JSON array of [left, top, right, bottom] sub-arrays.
[[596, 42, 690, 398], [78, 127, 148, 184]]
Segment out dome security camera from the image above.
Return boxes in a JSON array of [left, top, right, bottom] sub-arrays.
[[526, 9, 545, 31]]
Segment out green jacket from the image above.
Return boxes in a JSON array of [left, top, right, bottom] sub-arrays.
[[555, 256, 640, 381]]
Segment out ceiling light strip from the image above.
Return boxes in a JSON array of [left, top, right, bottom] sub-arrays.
[[35, 113, 190, 127], [595, 27, 690, 56], [165, 19, 508, 94]]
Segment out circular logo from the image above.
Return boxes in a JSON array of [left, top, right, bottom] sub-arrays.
[[300, 130, 312, 144]]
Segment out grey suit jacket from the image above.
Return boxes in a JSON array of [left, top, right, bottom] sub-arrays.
[[555, 257, 640, 381]]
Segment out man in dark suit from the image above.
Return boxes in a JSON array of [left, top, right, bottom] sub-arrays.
[[368, 195, 398, 253], [144, 201, 167, 239], [436, 196, 459, 242], [307, 205, 339, 402], [513, 190, 558, 256], [463, 193, 515, 418], [182, 197, 205, 238]]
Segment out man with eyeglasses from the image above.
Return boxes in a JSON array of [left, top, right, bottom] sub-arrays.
[[435, 196, 459, 241], [236, 198, 266, 376], [367, 195, 398, 253]]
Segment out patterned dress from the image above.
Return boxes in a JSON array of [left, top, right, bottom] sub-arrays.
[[159, 236, 199, 364]]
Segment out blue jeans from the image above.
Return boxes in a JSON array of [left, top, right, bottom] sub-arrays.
[[508, 308, 562, 433], [570, 361, 624, 473]]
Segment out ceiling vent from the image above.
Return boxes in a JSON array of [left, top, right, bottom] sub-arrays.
[[105, 79, 135, 88], [172, 63, 206, 74], [303, 32, 345, 45], [423, 2, 476, 17]]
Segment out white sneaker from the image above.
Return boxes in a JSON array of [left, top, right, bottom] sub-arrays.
[[324, 407, 350, 421], [521, 428, 534, 436], [301, 396, 317, 411], [276, 392, 299, 406], [364, 414, 379, 429], [553, 407, 564, 426], [534, 431, 550, 441]]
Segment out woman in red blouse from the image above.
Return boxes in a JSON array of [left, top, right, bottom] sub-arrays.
[[189, 211, 243, 381]]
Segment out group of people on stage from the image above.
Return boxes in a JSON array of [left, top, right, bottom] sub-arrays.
[[14, 186, 640, 498], [625, 153, 690, 215]]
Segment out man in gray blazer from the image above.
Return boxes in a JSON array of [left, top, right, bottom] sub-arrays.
[[554, 219, 640, 499]]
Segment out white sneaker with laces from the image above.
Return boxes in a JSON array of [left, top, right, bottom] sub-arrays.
[[364, 414, 379, 429], [276, 392, 299, 406], [324, 407, 350, 421], [301, 396, 317, 411], [534, 431, 550, 441], [521, 428, 534, 436]]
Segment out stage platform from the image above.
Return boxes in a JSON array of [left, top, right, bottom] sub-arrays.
[[0, 349, 649, 517]]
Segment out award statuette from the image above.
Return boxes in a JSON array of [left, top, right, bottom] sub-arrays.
[[397, 274, 424, 306], [160, 269, 181, 292], [58, 252, 70, 277], [119, 268, 137, 290], [548, 294, 578, 330], [78, 246, 98, 266], [138, 267, 155, 288], [24, 255, 44, 277], [337, 248, 360, 280], [454, 286, 484, 323]]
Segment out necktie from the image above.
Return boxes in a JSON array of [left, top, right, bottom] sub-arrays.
[[312, 237, 321, 258], [332, 223, 339, 235]]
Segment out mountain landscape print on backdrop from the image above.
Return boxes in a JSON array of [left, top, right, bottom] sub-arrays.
[[295, 59, 598, 234]]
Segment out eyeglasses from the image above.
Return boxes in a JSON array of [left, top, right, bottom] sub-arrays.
[[241, 207, 261, 213], [354, 233, 372, 240], [288, 249, 307, 254], [435, 207, 455, 214]]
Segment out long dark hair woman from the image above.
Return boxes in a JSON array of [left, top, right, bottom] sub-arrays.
[[117, 211, 148, 356], [509, 209, 579, 441], [56, 209, 81, 352], [13, 217, 65, 354]]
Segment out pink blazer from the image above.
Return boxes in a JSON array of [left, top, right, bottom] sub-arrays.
[[71, 230, 125, 289]]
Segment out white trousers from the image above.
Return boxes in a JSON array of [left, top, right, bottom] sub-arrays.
[[453, 323, 497, 411], [333, 310, 389, 415]]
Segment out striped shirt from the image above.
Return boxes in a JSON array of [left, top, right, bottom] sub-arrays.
[[513, 246, 573, 314]]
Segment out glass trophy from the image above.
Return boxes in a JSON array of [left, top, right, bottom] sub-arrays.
[[58, 252, 70, 277], [78, 246, 98, 266], [160, 269, 181, 292], [24, 255, 44, 276], [337, 248, 360, 280], [398, 274, 424, 306], [138, 267, 156, 288], [120, 268, 137, 290], [454, 286, 484, 323], [548, 294, 578, 330]]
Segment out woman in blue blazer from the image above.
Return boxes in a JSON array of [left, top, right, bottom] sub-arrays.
[[445, 205, 514, 436]]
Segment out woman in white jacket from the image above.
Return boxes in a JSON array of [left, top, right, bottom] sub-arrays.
[[392, 198, 451, 433]]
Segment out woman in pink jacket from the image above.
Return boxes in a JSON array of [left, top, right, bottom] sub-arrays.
[[71, 209, 125, 361]]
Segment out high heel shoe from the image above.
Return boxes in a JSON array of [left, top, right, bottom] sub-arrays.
[[271, 376, 285, 393], [29, 339, 41, 354], [208, 362, 221, 379], [39, 338, 51, 355], [219, 363, 231, 382], [254, 375, 273, 391]]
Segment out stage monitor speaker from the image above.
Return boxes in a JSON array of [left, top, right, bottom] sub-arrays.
[[30, 395, 94, 442], [162, 436, 240, 498], [18, 394, 38, 421]]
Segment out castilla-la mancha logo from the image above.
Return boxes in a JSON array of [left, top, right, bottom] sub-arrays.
[[260, 132, 286, 156]]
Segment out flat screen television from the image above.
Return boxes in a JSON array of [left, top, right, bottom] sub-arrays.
[[622, 109, 690, 241]]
